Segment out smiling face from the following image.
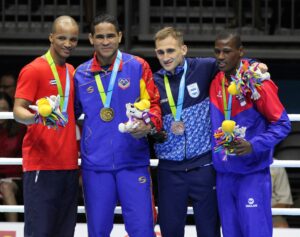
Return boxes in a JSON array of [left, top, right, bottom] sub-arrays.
[[214, 36, 243, 76], [89, 22, 122, 66], [155, 36, 187, 74], [49, 17, 79, 65]]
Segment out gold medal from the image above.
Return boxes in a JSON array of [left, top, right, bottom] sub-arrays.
[[171, 121, 185, 135], [100, 108, 114, 122]]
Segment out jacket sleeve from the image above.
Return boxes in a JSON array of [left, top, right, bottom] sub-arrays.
[[249, 80, 291, 152], [139, 59, 162, 131]]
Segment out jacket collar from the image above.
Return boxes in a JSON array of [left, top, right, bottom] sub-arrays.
[[89, 52, 123, 73], [158, 58, 187, 77]]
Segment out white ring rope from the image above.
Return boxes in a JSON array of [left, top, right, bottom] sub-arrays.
[[0, 112, 300, 216], [1, 112, 300, 121], [1, 158, 300, 168], [0, 205, 300, 216]]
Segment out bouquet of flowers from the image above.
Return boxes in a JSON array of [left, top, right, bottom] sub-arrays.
[[213, 120, 246, 160], [29, 95, 67, 129], [228, 63, 270, 101]]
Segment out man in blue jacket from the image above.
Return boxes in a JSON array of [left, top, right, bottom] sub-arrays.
[[210, 31, 291, 237], [153, 26, 220, 237], [74, 14, 162, 237]]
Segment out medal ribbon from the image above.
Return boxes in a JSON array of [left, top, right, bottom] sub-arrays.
[[94, 50, 122, 108], [45, 50, 70, 113], [222, 75, 232, 120], [164, 60, 187, 121]]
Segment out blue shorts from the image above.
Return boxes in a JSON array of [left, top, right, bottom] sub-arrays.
[[23, 170, 79, 237], [82, 166, 155, 237], [217, 168, 272, 237]]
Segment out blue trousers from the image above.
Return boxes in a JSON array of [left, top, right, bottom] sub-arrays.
[[157, 165, 220, 237], [82, 167, 155, 237], [217, 168, 272, 237], [23, 170, 79, 237]]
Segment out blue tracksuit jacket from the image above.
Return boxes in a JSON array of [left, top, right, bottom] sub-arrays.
[[74, 52, 161, 171], [210, 60, 291, 174], [153, 57, 218, 167]]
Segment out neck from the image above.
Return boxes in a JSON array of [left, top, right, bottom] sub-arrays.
[[98, 57, 112, 67], [49, 48, 65, 66], [225, 72, 232, 80], [97, 52, 117, 67], [170, 59, 185, 75], [225, 63, 240, 80]]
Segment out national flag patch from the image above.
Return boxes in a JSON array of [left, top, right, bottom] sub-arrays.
[[49, 79, 56, 85]]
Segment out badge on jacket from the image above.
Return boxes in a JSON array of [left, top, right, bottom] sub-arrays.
[[187, 83, 200, 98]]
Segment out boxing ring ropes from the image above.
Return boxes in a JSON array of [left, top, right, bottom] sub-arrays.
[[0, 112, 300, 218]]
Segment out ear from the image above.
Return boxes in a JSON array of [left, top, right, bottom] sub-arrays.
[[118, 32, 122, 43], [181, 44, 188, 56], [239, 46, 244, 57], [49, 33, 53, 44], [88, 33, 94, 45]]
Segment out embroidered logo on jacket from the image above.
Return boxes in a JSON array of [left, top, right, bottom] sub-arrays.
[[187, 83, 200, 98], [87, 86, 94, 93], [138, 176, 147, 184], [118, 78, 130, 89]]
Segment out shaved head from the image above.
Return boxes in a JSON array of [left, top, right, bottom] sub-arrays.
[[51, 15, 78, 33], [48, 15, 79, 65]]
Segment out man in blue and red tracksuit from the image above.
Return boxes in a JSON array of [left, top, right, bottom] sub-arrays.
[[210, 31, 291, 237], [74, 14, 161, 237]]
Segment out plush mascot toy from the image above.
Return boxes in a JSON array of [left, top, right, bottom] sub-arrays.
[[118, 99, 151, 133]]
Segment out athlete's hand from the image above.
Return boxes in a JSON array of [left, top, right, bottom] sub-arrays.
[[128, 119, 151, 139], [253, 62, 268, 73], [233, 139, 253, 156]]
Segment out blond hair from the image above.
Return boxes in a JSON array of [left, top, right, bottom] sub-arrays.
[[154, 27, 184, 45]]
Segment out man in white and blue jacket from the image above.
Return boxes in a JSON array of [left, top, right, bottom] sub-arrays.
[[153, 27, 220, 237]]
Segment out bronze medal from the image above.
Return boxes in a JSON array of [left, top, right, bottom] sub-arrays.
[[171, 121, 185, 135], [100, 108, 114, 122]]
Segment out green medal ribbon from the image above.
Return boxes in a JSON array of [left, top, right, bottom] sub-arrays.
[[164, 60, 187, 121], [222, 76, 232, 120], [45, 50, 70, 112], [94, 50, 122, 108]]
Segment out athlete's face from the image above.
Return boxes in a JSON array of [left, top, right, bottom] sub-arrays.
[[89, 22, 122, 66], [214, 37, 243, 75], [49, 22, 79, 64], [155, 36, 187, 74]]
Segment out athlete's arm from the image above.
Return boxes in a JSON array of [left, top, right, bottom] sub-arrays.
[[13, 98, 35, 125]]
